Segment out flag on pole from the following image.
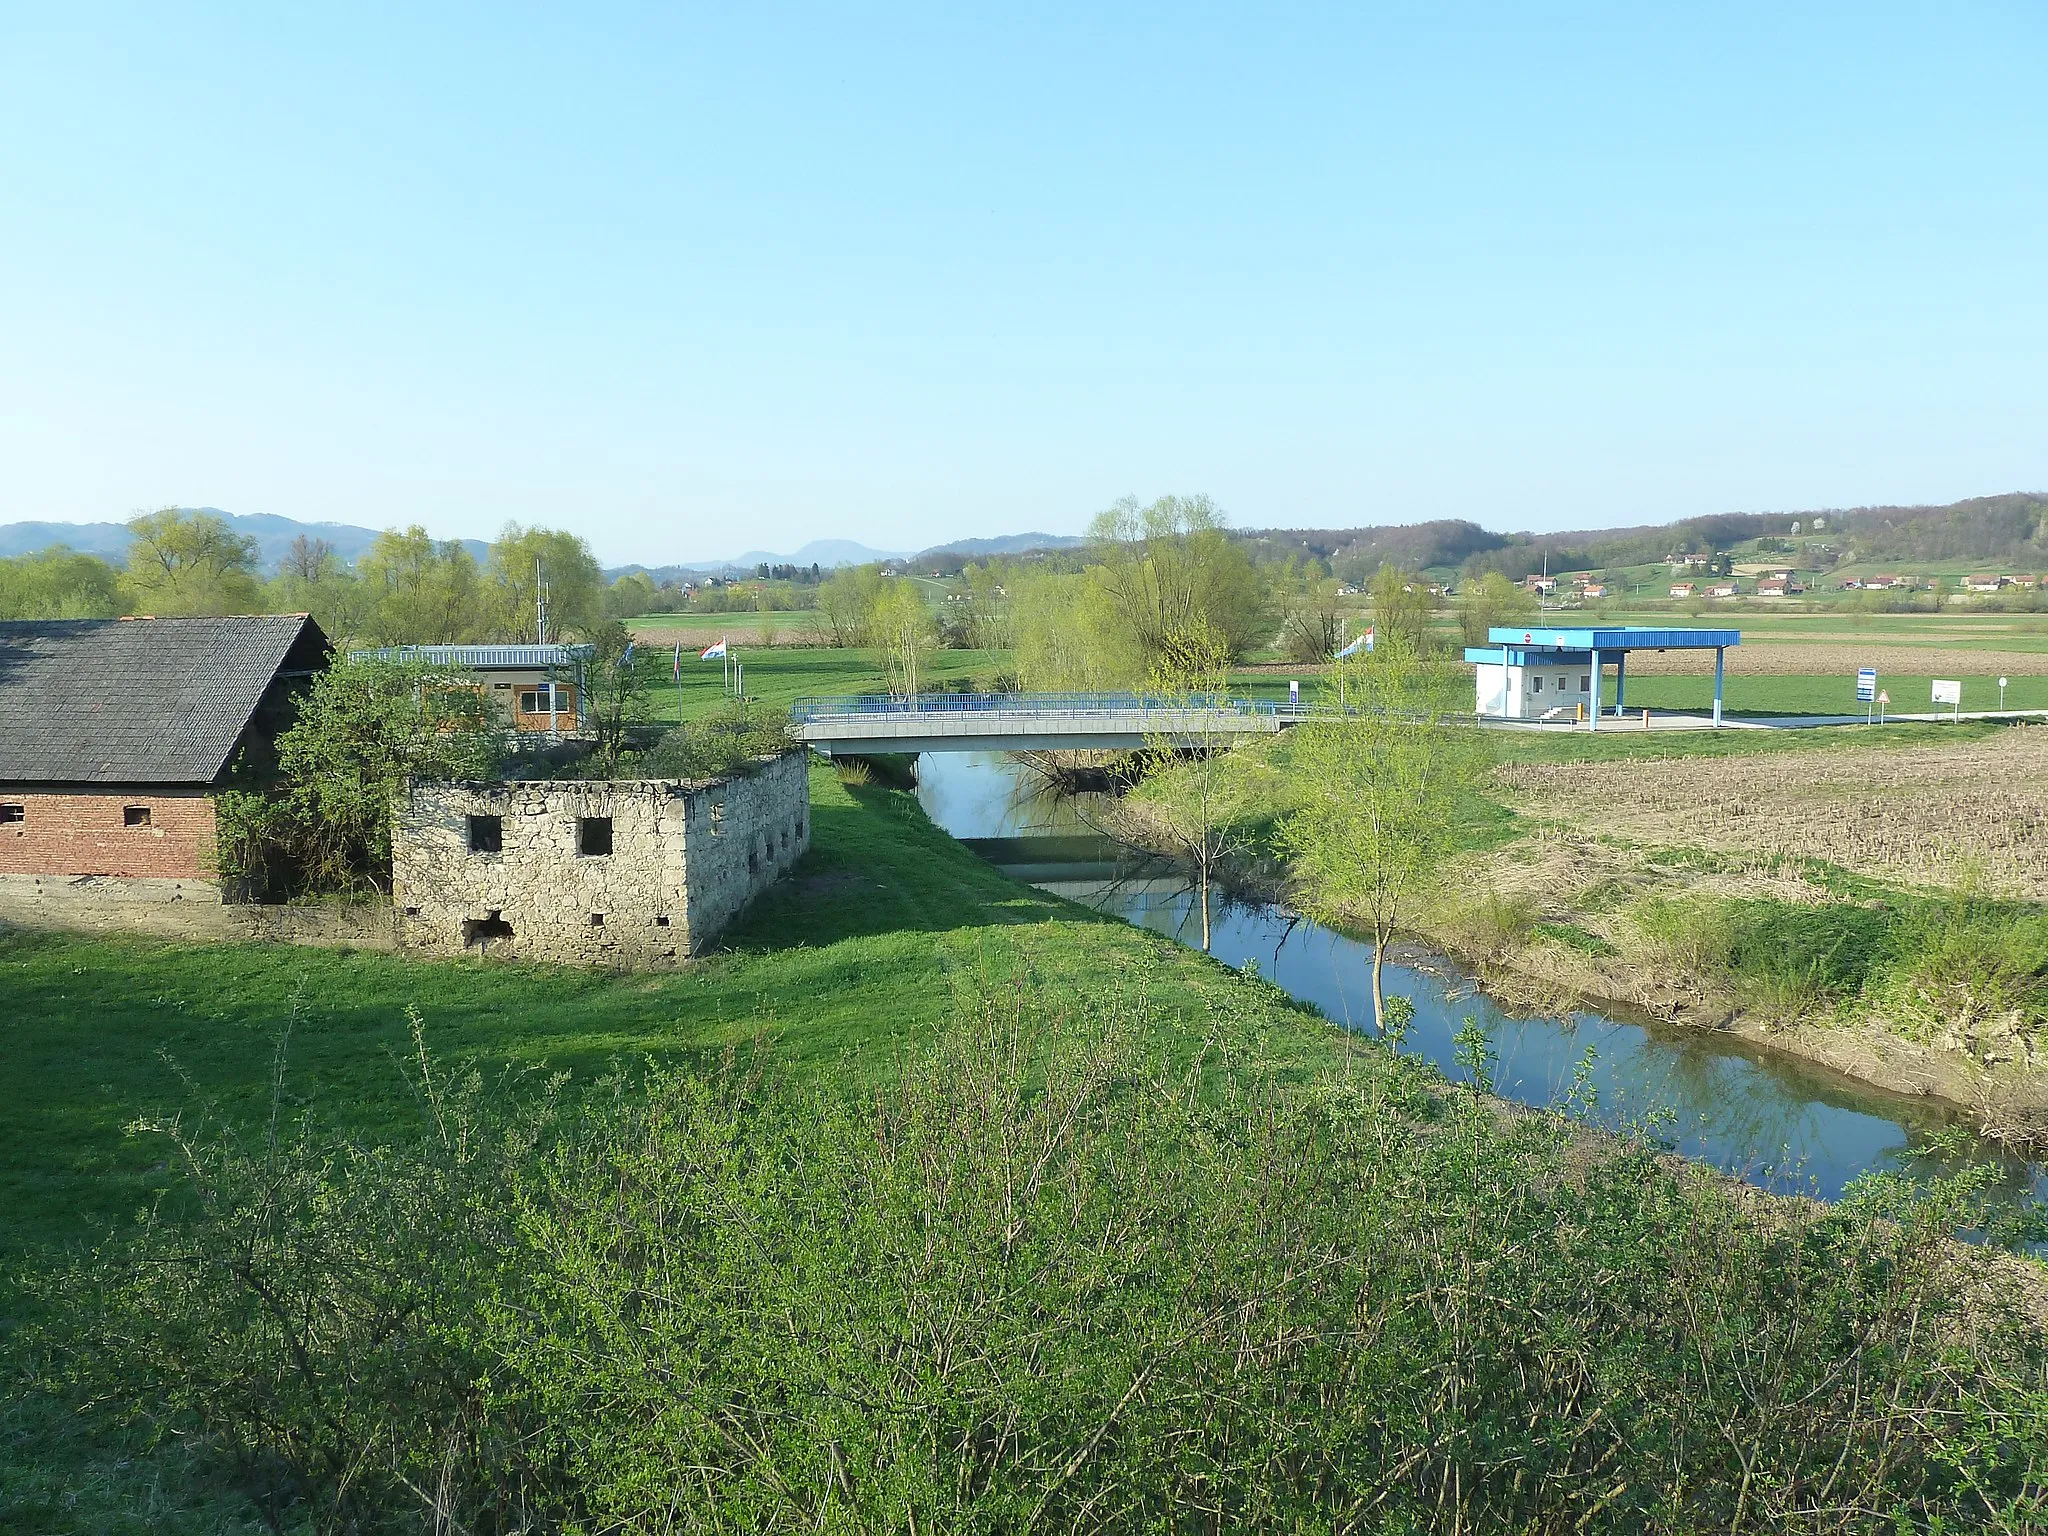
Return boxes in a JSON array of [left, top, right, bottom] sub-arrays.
[[700, 639, 728, 660], [1335, 627, 1374, 660], [672, 641, 683, 681], [620, 641, 635, 668]]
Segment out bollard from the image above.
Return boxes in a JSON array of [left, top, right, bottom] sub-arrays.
[[1641, 708, 1650, 729]]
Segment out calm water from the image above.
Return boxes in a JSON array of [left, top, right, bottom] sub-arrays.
[[916, 751, 2048, 1212]]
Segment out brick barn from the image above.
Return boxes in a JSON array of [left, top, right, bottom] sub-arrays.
[[0, 615, 331, 884]]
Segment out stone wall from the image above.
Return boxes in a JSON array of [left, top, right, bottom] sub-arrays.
[[0, 789, 217, 879], [390, 750, 809, 967], [0, 874, 398, 949]]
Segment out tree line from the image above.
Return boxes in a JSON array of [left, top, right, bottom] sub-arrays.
[[0, 508, 680, 643]]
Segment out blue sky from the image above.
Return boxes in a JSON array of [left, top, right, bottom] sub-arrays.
[[2, 3, 2043, 565]]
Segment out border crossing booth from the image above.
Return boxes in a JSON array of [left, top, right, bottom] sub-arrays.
[[1464, 626, 1741, 729]]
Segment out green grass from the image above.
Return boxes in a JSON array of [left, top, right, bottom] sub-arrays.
[[0, 760, 1328, 1271], [634, 645, 1008, 727], [1491, 717, 2014, 764], [1601, 671, 2048, 716]]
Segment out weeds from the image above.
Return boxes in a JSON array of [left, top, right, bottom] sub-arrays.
[[17, 981, 2048, 1533]]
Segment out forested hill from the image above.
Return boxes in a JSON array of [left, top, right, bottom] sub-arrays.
[[1241, 492, 2048, 580]]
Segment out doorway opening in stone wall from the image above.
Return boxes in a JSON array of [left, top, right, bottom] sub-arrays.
[[579, 816, 613, 856]]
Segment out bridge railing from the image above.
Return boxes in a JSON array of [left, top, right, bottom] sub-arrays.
[[789, 691, 1286, 723]]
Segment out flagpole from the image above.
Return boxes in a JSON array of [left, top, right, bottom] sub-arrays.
[[673, 641, 684, 726]]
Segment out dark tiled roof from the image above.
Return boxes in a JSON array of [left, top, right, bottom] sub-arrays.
[[0, 615, 329, 786]]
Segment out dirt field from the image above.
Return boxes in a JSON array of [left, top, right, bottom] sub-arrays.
[[1496, 725, 2048, 898]]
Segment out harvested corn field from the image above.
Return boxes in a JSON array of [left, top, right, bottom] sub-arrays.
[[1496, 725, 2048, 897]]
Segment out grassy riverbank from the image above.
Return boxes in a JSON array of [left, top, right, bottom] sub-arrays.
[[6, 760, 2048, 1530], [1125, 715, 2048, 1133]]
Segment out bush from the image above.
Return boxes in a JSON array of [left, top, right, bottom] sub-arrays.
[[644, 700, 793, 780], [217, 656, 501, 899], [22, 981, 2048, 1532]]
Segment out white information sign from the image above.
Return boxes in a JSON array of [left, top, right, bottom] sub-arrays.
[[1932, 679, 1962, 705], [1856, 667, 1877, 703]]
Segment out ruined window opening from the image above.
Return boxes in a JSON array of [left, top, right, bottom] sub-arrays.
[[579, 817, 613, 856], [749, 849, 759, 875], [655, 914, 670, 927], [589, 912, 605, 927], [0, 804, 22, 825], [461, 910, 514, 946], [123, 805, 151, 827], [468, 814, 503, 853], [403, 905, 420, 917]]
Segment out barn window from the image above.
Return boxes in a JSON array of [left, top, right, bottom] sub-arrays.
[[0, 804, 22, 824], [467, 815, 503, 853], [123, 805, 152, 827], [579, 817, 613, 856]]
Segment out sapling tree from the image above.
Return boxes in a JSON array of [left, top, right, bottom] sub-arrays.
[[1276, 638, 1491, 1035], [1133, 624, 1270, 951], [581, 619, 650, 774]]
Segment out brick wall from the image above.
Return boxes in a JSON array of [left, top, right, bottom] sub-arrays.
[[0, 790, 217, 879]]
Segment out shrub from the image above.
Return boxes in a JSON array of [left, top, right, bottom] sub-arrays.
[[644, 700, 793, 780], [24, 983, 2048, 1533]]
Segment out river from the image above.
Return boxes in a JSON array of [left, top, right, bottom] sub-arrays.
[[915, 750, 2048, 1215]]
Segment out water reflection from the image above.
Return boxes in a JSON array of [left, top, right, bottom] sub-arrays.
[[917, 752, 2048, 1212]]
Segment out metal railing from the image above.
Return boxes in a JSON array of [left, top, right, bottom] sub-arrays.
[[789, 691, 1297, 723]]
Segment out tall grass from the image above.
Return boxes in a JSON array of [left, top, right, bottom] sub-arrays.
[[18, 980, 2048, 1533]]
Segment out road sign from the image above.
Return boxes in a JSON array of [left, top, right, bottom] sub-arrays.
[[1856, 667, 1877, 703]]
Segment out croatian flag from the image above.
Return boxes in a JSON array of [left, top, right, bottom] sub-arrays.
[[672, 641, 683, 681], [700, 639, 728, 660], [1335, 627, 1374, 660]]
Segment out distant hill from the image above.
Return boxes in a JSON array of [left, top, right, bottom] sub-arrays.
[[699, 538, 909, 571], [911, 531, 1085, 561], [1236, 494, 2048, 581], [0, 509, 488, 571]]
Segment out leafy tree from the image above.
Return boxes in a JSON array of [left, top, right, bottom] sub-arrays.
[[1368, 563, 1436, 652], [1456, 570, 1538, 645], [1277, 642, 1492, 1033], [872, 579, 937, 697], [1279, 576, 1345, 662], [813, 564, 886, 647], [960, 560, 1014, 651], [1009, 566, 1119, 690], [265, 538, 372, 641], [1084, 493, 1271, 679], [0, 546, 123, 619], [123, 507, 263, 615], [580, 620, 650, 773], [1134, 628, 1270, 950], [603, 571, 661, 621], [489, 523, 604, 640], [218, 655, 501, 896], [358, 526, 490, 643]]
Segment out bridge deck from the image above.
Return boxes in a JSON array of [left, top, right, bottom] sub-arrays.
[[790, 692, 1307, 754]]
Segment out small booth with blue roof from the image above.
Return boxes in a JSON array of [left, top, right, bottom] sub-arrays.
[[1465, 626, 1742, 728]]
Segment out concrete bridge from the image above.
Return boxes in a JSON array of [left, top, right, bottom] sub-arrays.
[[790, 692, 1308, 755]]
